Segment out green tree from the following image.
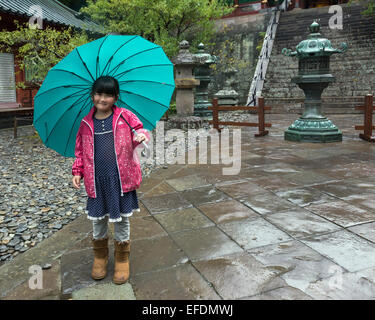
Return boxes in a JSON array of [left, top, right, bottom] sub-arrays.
[[0, 21, 89, 88], [80, 0, 234, 58], [348, 0, 375, 15]]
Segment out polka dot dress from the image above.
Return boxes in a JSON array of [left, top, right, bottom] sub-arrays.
[[86, 112, 140, 222]]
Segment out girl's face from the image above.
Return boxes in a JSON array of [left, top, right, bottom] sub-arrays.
[[92, 92, 117, 112]]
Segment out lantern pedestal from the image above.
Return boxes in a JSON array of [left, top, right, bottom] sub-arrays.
[[284, 76, 342, 143], [284, 118, 342, 142]]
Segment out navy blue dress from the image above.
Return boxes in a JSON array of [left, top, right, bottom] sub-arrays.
[[86, 112, 140, 222]]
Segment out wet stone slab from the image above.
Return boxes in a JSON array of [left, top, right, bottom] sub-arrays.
[[289, 147, 354, 160], [129, 216, 168, 241], [348, 222, 375, 243], [170, 226, 243, 262], [311, 178, 375, 199], [251, 175, 301, 192], [248, 240, 343, 292], [137, 177, 164, 197], [60, 247, 115, 297], [245, 286, 313, 300], [72, 282, 136, 300], [192, 252, 286, 299], [140, 193, 192, 215], [275, 187, 337, 208], [198, 200, 259, 225], [135, 202, 152, 217], [218, 217, 292, 250], [317, 162, 375, 180], [303, 267, 375, 299], [131, 263, 221, 300], [300, 230, 375, 273], [280, 171, 338, 186], [131, 236, 188, 275], [239, 193, 298, 215], [343, 194, 375, 212], [235, 165, 275, 180], [253, 162, 301, 175], [305, 201, 375, 228], [265, 209, 342, 239], [180, 186, 231, 206], [140, 181, 177, 198], [165, 174, 211, 191], [216, 181, 267, 199], [153, 207, 214, 233]]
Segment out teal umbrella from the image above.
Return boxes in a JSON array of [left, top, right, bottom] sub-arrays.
[[33, 35, 175, 157]]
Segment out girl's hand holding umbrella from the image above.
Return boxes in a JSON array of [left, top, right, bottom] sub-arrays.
[[134, 133, 147, 143], [133, 132, 150, 158]]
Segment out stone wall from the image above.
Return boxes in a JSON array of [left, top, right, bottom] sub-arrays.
[[206, 12, 270, 106]]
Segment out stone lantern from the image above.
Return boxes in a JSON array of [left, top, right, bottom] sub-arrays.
[[172, 40, 200, 117], [282, 20, 347, 142], [193, 43, 216, 118]]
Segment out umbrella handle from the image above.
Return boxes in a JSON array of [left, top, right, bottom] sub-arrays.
[[132, 129, 151, 158]]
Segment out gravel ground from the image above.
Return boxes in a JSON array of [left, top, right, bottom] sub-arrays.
[[0, 111, 253, 265]]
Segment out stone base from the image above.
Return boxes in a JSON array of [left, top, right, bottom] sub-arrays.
[[168, 116, 203, 130], [284, 117, 342, 143]]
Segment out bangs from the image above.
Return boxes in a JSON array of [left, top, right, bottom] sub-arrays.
[[91, 76, 119, 96]]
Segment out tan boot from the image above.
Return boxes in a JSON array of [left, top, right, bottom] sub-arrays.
[[113, 240, 130, 285], [91, 237, 109, 280]]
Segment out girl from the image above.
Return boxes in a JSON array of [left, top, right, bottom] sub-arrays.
[[72, 76, 149, 284]]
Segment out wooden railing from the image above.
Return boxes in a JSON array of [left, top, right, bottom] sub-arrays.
[[355, 94, 375, 142], [207, 97, 271, 136]]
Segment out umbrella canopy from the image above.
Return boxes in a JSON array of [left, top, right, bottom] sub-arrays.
[[33, 35, 175, 157]]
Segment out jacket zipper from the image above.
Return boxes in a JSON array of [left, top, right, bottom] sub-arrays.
[[82, 119, 97, 198], [114, 112, 124, 196]]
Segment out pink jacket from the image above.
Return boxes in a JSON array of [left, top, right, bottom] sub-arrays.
[[72, 104, 150, 198]]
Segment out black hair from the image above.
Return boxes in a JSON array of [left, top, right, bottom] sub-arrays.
[[91, 76, 119, 97]]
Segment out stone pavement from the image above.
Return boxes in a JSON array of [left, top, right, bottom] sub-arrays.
[[1, 113, 375, 300]]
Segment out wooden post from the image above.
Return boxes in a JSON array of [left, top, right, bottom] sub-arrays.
[[255, 97, 269, 137], [364, 94, 373, 138], [355, 94, 375, 142], [212, 98, 220, 132], [14, 116, 18, 139]]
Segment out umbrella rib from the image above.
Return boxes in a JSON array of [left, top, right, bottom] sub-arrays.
[[100, 35, 138, 77], [119, 89, 170, 109], [107, 46, 161, 76], [118, 79, 175, 88], [44, 92, 90, 145], [96, 35, 109, 79], [115, 63, 173, 79], [63, 97, 92, 157], [34, 87, 89, 123], [117, 97, 156, 130], [35, 84, 91, 99], [75, 47, 95, 82]]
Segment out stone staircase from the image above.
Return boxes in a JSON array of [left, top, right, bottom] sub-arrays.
[[262, 1, 375, 114]]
